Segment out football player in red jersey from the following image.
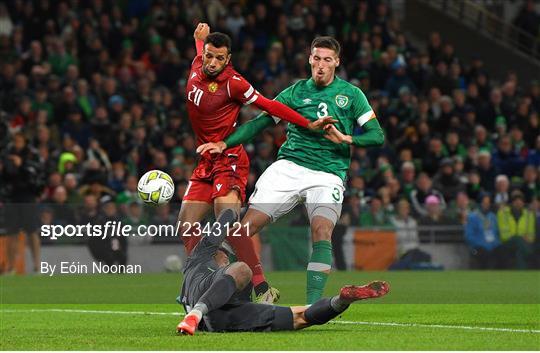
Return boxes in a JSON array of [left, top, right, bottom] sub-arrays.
[[178, 23, 334, 303]]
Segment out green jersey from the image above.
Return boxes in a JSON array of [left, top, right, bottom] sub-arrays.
[[269, 76, 374, 180]]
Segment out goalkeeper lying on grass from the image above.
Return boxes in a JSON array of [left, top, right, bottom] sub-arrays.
[[176, 209, 389, 335]]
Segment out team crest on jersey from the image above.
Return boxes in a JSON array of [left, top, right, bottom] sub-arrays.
[[208, 82, 218, 93], [335, 95, 349, 108]]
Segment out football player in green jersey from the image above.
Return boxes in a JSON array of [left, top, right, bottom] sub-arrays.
[[197, 36, 384, 304]]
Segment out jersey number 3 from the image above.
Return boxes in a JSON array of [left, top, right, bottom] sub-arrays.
[[188, 85, 204, 106], [317, 102, 328, 118]]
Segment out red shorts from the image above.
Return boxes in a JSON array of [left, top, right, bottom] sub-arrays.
[[183, 149, 249, 203]]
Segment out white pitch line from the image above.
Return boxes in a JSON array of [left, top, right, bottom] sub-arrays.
[[0, 308, 183, 316], [2, 308, 539, 334], [331, 319, 540, 334]]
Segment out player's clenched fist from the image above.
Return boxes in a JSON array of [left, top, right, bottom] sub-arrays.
[[194, 23, 210, 41]]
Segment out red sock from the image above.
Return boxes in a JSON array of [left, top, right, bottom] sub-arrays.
[[226, 229, 266, 286], [182, 234, 201, 256]]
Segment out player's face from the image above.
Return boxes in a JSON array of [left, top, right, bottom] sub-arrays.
[[309, 47, 340, 87], [202, 44, 231, 78]]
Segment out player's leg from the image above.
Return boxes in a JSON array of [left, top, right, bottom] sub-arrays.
[[176, 199, 212, 255], [304, 176, 345, 304], [213, 159, 297, 302], [242, 160, 305, 301], [179, 157, 219, 253], [215, 190, 277, 301], [210, 164, 273, 296], [214, 190, 242, 216], [178, 262, 253, 335], [237, 207, 278, 301], [290, 280, 390, 330], [306, 216, 335, 304]]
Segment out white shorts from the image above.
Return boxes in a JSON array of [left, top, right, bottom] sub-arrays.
[[249, 159, 345, 224]]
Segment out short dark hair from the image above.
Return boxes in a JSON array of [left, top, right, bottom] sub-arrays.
[[311, 36, 340, 56], [205, 32, 232, 53]]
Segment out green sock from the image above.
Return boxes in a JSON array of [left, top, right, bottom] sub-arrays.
[[306, 240, 333, 304]]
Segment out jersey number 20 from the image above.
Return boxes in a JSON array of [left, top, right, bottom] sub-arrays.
[[188, 85, 204, 106]]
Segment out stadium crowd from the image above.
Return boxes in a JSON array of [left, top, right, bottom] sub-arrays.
[[0, 0, 538, 272]]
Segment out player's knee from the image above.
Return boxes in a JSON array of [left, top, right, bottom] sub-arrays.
[[226, 261, 252, 289]]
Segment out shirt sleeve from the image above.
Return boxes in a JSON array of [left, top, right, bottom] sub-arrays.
[[352, 88, 376, 126], [228, 78, 307, 127], [195, 39, 204, 56], [258, 86, 294, 124], [227, 74, 260, 105]]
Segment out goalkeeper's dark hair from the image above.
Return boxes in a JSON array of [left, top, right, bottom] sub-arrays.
[[311, 36, 341, 56], [205, 32, 232, 54]]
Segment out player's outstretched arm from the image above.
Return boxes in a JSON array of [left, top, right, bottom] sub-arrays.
[[324, 118, 384, 146], [253, 95, 336, 130], [193, 23, 210, 56], [196, 113, 275, 155]]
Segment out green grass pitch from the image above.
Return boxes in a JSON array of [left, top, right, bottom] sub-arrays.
[[1, 271, 539, 350]]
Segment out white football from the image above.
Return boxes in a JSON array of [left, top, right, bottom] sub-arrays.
[[137, 170, 175, 205]]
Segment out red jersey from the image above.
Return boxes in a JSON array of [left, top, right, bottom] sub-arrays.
[[186, 55, 258, 156]]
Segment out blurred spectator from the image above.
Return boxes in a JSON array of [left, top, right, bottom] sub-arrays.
[[444, 130, 466, 159], [151, 204, 176, 238], [473, 125, 493, 152], [422, 136, 446, 176], [418, 195, 457, 240], [513, 0, 540, 54], [385, 61, 416, 98], [389, 199, 432, 269], [432, 158, 465, 202], [466, 169, 483, 202], [0, 4, 14, 37], [477, 148, 497, 193], [340, 195, 362, 227], [63, 173, 82, 204], [1, 133, 44, 273], [465, 193, 501, 269], [497, 190, 536, 269], [492, 135, 526, 178], [87, 195, 127, 266], [359, 196, 392, 228], [528, 136, 540, 167], [494, 174, 511, 208], [123, 201, 148, 245], [48, 185, 76, 225], [448, 191, 472, 225], [378, 186, 396, 215], [410, 172, 446, 217], [398, 161, 416, 199], [520, 165, 539, 203], [119, 174, 140, 203]]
